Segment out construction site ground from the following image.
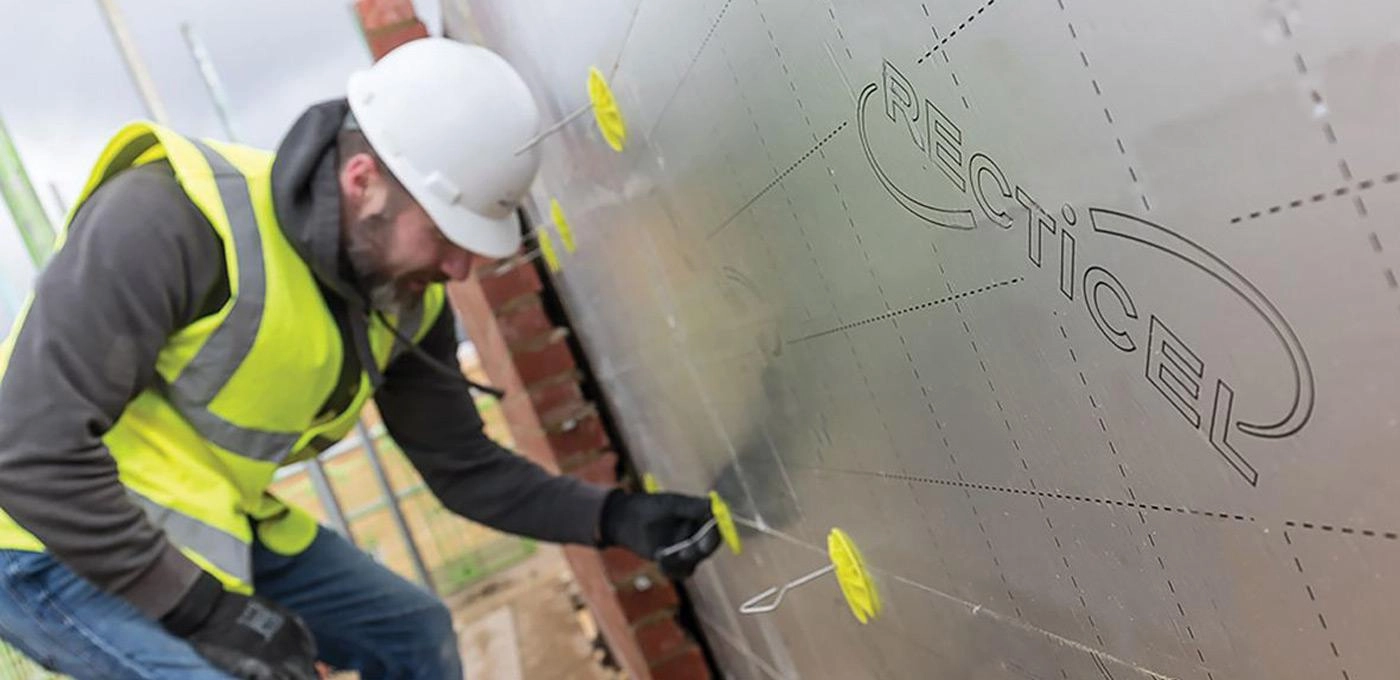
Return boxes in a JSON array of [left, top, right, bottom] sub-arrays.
[[331, 544, 624, 680]]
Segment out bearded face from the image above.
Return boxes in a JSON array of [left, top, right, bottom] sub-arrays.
[[344, 207, 414, 314], [342, 194, 478, 315], [338, 148, 478, 315]]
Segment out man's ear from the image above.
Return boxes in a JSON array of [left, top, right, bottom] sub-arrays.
[[339, 152, 386, 216]]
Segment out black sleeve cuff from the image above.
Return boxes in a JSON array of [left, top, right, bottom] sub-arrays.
[[597, 488, 628, 548], [158, 570, 224, 637]]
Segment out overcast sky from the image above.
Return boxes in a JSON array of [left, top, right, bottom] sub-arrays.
[[0, 0, 445, 329]]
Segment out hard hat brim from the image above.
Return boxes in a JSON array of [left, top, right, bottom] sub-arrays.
[[423, 197, 525, 261]]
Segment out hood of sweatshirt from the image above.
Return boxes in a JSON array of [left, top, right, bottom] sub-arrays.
[[269, 99, 364, 303], [269, 99, 387, 387]]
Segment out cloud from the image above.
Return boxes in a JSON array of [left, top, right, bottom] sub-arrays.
[[0, 0, 379, 303]]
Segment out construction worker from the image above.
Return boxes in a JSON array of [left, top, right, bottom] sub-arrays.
[[0, 39, 720, 679]]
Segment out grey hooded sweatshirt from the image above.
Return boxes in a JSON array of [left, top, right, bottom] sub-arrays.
[[0, 100, 609, 619]]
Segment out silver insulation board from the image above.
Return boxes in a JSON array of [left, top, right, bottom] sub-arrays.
[[446, 1, 1400, 678]]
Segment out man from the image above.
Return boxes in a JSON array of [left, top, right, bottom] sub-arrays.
[[0, 39, 720, 679]]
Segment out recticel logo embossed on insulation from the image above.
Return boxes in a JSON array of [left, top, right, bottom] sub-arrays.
[[857, 62, 1315, 486]]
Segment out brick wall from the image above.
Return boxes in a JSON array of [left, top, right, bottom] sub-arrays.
[[350, 3, 712, 678], [354, 0, 429, 59], [451, 257, 712, 679]]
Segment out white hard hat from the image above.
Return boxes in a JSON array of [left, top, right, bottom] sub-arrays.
[[347, 39, 542, 259]]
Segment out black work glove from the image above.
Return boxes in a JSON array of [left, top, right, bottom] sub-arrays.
[[598, 489, 721, 579], [161, 571, 318, 680]]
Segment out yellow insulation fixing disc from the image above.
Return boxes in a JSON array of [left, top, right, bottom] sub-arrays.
[[587, 66, 627, 152], [536, 229, 561, 273], [710, 491, 743, 555], [827, 528, 881, 624], [550, 199, 576, 253]]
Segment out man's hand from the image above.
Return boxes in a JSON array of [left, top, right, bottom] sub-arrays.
[[161, 572, 318, 680], [599, 490, 722, 578]]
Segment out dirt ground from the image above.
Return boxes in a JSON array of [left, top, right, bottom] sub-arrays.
[[332, 545, 625, 680]]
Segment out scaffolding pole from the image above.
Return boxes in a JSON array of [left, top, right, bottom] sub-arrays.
[[358, 421, 437, 594], [307, 457, 356, 542], [95, 0, 170, 125], [179, 22, 242, 142], [0, 114, 54, 265]]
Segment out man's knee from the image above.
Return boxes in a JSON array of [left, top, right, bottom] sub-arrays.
[[421, 599, 455, 645], [413, 599, 461, 675], [361, 597, 460, 679]]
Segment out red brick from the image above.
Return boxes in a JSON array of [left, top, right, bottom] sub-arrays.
[[479, 262, 541, 309], [540, 399, 591, 431], [554, 432, 604, 470], [365, 19, 427, 40], [566, 451, 618, 486], [528, 379, 585, 420], [548, 402, 598, 433], [497, 297, 553, 347], [549, 416, 609, 464], [365, 24, 428, 60], [635, 618, 689, 665], [650, 645, 710, 680], [601, 547, 650, 584], [355, 0, 417, 30], [534, 391, 590, 428], [618, 580, 679, 621], [512, 337, 576, 386], [562, 547, 652, 679]]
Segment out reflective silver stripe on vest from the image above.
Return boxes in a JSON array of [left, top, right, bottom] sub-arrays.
[[104, 134, 161, 184], [154, 139, 296, 462], [172, 140, 267, 403], [128, 490, 251, 584], [157, 379, 301, 462]]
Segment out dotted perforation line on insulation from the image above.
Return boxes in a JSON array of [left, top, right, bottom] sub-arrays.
[[916, 0, 998, 64], [921, 5, 972, 110], [1276, 18, 1375, 677], [1229, 172, 1400, 224], [1055, 319, 1214, 677], [1285, 530, 1352, 680], [645, 0, 736, 140], [752, 0, 966, 595], [957, 313, 1110, 647], [708, 121, 849, 239], [1056, 0, 1151, 212], [1277, 15, 1398, 299], [787, 278, 1021, 343], [1285, 520, 1399, 541], [818, 467, 1257, 524]]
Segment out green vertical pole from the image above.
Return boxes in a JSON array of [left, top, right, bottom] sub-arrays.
[[0, 120, 49, 679], [0, 113, 54, 266]]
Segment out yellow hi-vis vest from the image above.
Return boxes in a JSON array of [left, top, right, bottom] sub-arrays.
[[0, 123, 445, 593]]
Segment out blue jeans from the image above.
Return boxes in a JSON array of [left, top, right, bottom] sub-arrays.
[[0, 528, 462, 679]]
